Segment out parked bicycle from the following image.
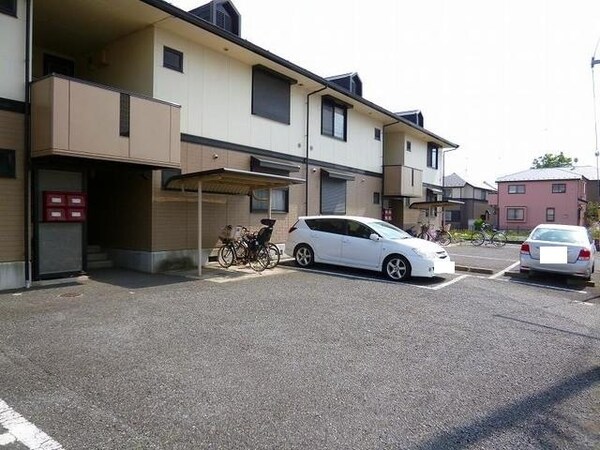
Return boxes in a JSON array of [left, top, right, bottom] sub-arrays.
[[470, 223, 507, 247], [416, 223, 452, 246], [217, 219, 280, 271]]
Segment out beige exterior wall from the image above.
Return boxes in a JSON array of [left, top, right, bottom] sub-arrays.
[[308, 94, 383, 173], [152, 28, 307, 160], [0, 0, 26, 102], [383, 132, 405, 166], [151, 142, 382, 253], [78, 27, 154, 97], [0, 110, 24, 262]]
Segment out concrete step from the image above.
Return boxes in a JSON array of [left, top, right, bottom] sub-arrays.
[[88, 260, 114, 270], [87, 252, 108, 262], [87, 245, 102, 254]]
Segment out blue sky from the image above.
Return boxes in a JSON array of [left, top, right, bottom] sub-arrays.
[[171, 0, 600, 184]]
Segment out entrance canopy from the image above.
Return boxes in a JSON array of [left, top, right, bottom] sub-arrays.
[[409, 200, 464, 209], [165, 167, 305, 194]]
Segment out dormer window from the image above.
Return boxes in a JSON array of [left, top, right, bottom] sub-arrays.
[[189, 0, 241, 36], [326, 73, 363, 96]]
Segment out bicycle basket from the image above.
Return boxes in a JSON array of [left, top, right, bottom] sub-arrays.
[[256, 227, 273, 245], [218, 225, 234, 242]]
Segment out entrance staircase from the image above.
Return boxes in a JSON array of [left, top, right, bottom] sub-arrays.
[[87, 245, 114, 270]]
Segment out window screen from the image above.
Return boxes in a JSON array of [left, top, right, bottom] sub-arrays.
[[321, 174, 347, 214], [252, 66, 291, 124]]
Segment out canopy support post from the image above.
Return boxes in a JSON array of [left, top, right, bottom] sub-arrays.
[[198, 181, 202, 277], [268, 188, 272, 219]]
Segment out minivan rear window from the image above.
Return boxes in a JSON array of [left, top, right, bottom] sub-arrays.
[[305, 218, 346, 235]]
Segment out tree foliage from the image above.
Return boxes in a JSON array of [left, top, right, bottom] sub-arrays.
[[530, 152, 573, 169]]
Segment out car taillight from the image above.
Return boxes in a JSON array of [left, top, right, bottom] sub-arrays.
[[578, 248, 591, 261], [288, 226, 297, 233], [520, 243, 530, 254]]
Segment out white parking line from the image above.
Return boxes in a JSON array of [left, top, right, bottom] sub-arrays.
[[289, 266, 466, 290], [489, 261, 520, 279], [431, 274, 469, 290], [0, 398, 63, 449]]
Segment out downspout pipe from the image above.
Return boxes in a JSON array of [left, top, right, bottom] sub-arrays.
[[24, 0, 32, 288], [441, 145, 460, 228], [305, 86, 327, 215]]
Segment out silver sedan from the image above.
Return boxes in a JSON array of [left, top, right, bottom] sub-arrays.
[[520, 224, 595, 280]]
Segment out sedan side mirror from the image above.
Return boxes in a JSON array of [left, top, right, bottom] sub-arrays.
[[370, 233, 381, 241]]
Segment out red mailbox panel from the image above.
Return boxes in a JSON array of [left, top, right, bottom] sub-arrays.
[[43, 191, 87, 222]]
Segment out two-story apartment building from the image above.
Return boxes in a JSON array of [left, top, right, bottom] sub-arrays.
[[0, 0, 456, 290], [443, 173, 496, 229], [492, 168, 587, 230]]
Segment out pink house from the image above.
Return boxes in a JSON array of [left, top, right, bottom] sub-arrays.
[[494, 168, 587, 230]]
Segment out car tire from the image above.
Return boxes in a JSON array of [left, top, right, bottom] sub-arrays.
[[294, 244, 314, 267], [383, 254, 411, 281]]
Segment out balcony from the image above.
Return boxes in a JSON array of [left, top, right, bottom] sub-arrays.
[[383, 165, 423, 197], [31, 75, 180, 168]]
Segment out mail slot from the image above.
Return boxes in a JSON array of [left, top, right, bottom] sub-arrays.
[[66, 208, 86, 222], [45, 208, 66, 222], [44, 192, 66, 207], [67, 194, 87, 207]]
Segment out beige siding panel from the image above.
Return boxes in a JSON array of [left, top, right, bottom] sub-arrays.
[[346, 176, 381, 218], [53, 77, 70, 151], [130, 96, 171, 163], [170, 108, 181, 164], [0, 111, 24, 261], [31, 80, 52, 153], [69, 82, 123, 157]]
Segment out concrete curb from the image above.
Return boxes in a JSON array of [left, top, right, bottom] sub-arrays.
[[455, 265, 495, 275]]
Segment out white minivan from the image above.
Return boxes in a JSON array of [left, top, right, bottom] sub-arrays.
[[285, 216, 455, 281]]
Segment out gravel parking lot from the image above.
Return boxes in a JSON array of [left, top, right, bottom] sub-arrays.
[[0, 262, 598, 449]]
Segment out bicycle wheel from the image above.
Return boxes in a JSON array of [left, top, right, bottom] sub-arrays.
[[471, 231, 485, 246], [234, 240, 248, 263], [248, 245, 270, 272], [491, 232, 507, 247], [217, 244, 235, 268], [437, 231, 452, 246], [266, 243, 281, 269]]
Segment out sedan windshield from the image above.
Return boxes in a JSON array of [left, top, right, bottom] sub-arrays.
[[368, 220, 411, 239], [530, 228, 589, 245]]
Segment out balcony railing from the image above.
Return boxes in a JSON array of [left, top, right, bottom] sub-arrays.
[[31, 75, 180, 168], [383, 165, 423, 197]]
